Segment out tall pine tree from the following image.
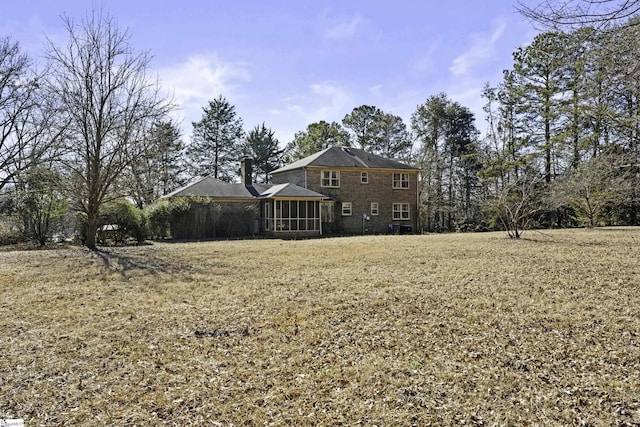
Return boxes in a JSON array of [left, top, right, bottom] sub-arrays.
[[244, 123, 284, 183], [188, 96, 244, 181], [511, 32, 568, 183], [127, 120, 185, 207], [284, 121, 350, 162]]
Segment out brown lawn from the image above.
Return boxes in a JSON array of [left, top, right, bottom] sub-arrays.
[[1, 228, 639, 425]]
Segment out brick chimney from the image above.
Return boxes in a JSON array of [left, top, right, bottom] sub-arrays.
[[241, 156, 253, 185]]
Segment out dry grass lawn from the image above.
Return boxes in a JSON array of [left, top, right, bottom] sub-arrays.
[[1, 228, 640, 425]]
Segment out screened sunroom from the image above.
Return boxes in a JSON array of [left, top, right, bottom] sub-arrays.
[[262, 199, 322, 233]]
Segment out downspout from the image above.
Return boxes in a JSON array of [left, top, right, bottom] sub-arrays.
[[319, 200, 322, 235], [416, 171, 420, 234]]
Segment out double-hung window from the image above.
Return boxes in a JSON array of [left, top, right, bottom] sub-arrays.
[[361, 172, 369, 184], [393, 203, 410, 220], [342, 202, 352, 216], [321, 170, 340, 187], [392, 173, 409, 189], [371, 202, 379, 216]]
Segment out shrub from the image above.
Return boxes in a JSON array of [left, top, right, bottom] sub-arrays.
[[146, 198, 191, 240], [147, 198, 260, 240], [98, 199, 147, 244], [0, 223, 21, 246]]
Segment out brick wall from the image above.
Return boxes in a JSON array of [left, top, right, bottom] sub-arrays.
[[305, 168, 417, 234]]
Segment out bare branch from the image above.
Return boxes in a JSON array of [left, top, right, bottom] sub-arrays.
[[517, 0, 640, 29], [45, 8, 173, 248], [0, 37, 64, 193]]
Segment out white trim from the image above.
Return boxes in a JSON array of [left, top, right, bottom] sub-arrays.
[[392, 172, 410, 189], [342, 201, 352, 216], [392, 203, 410, 220], [270, 200, 322, 232], [321, 170, 340, 188]]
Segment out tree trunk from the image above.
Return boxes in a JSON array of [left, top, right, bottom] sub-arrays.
[[85, 210, 99, 250], [545, 103, 552, 183]]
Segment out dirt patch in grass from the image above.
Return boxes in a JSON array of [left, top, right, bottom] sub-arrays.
[[1, 229, 640, 425]]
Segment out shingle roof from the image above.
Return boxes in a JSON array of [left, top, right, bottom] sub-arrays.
[[164, 177, 326, 200], [260, 183, 327, 199], [272, 146, 418, 174]]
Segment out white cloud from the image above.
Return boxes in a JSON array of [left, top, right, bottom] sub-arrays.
[[449, 18, 506, 76], [158, 53, 252, 130], [412, 37, 443, 76], [369, 84, 383, 97], [2, 14, 61, 62], [267, 82, 352, 143], [307, 81, 352, 123], [323, 13, 364, 40]]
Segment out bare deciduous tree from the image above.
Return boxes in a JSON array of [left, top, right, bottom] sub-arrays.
[[0, 37, 63, 193], [552, 152, 633, 227], [45, 10, 172, 249], [517, 0, 640, 28], [487, 168, 547, 239]]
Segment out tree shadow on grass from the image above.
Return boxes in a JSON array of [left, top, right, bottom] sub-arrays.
[[91, 246, 185, 277]]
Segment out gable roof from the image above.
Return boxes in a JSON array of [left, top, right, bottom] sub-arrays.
[[260, 183, 326, 199], [164, 176, 326, 200], [272, 146, 418, 174]]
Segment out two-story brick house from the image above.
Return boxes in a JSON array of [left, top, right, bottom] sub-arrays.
[[271, 146, 419, 234]]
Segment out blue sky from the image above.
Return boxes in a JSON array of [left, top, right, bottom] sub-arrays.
[[2, 0, 537, 145]]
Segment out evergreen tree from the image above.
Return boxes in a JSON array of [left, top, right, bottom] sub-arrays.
[[412, 93, 481, 231], [511, 32, 568, 183], [284, 121, 349, 162], [342, 105, 383, 151], [244, 123, 284, 183], [607, 20, 640, 152], [412, 94, 449, 232], [582, 28, 616, 157], [558, 28, 593, 169], [443, 102, 481, 227], [376, 113, 413, 159], [127, 120, 185, 207], [188, 96, 244, 181]]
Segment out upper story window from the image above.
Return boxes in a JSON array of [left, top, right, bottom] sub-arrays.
[[393, 173, 410, 189], [321, 170, 340, 187], [361, 172, 369, 184]]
